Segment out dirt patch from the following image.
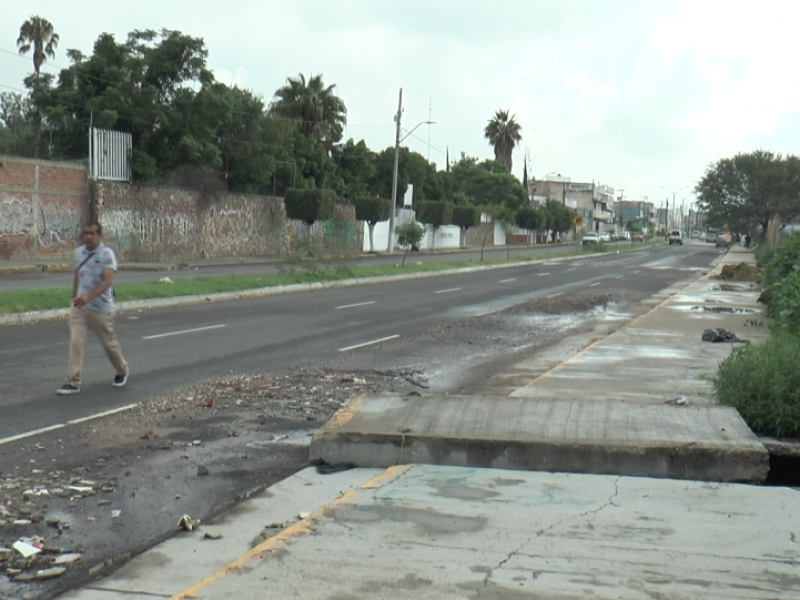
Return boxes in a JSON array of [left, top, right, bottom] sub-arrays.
[[715, 263, 761, 282]]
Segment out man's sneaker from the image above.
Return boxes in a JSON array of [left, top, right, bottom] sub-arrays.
[[57, 384, 80, 395], [112, 369, 129, 388]]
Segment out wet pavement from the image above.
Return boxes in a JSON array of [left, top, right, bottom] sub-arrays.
[[46, 244, 800, 599]]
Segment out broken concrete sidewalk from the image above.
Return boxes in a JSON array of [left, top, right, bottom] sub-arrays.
[[309, 394, 768, 483]]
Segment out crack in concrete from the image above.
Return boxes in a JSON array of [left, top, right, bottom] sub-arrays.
[[480, 476, 623, 590]]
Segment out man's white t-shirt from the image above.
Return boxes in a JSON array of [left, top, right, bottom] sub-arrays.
[[74, 242, 118, 314]]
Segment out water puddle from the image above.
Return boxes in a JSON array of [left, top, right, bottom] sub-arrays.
[[710, 283, 757, 292], [689, 306, 758, 314]]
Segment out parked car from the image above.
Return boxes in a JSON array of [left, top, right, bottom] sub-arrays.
[[599, 231, 610, 243], [631, 232, 644, 242], [582, 232, 600, 245], [621, 231, 631, 241], [668, 230, 683, 245], [691, 230, 702, 239]]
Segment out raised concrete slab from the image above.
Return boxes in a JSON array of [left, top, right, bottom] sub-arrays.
[[140, 464, 800, 600], [309, 394, 769, 483]]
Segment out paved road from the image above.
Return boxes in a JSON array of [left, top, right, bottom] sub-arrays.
[[0, 243, 624, 292], [0, 242, 720, 441]]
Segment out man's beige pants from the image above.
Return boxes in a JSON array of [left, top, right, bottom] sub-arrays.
[[67, 306, 128, 387]]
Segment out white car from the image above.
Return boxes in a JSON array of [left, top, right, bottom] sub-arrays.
[[598, 231, 610, 243], [582, 232, 600, 245], [668, 230, 683, 245], [621, 231, 631, 241]]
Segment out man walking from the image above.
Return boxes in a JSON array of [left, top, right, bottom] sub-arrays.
[[57, 223, 129, 395]]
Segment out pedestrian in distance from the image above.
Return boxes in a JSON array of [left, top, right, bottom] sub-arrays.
[[57, 223, 129, 395]]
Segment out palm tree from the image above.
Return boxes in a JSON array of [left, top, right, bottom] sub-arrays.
[[270, 73, 347, 150], [17, 15, 59, 76], [484, 110, 522, 173]]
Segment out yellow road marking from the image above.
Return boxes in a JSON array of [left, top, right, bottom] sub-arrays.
[[168, 465, 413, 600], [524, 278, 698, 387]]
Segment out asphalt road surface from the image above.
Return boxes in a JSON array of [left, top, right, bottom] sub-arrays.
[[1, 242, 719, 441], [0, 240, 722, 599], [1, 243, 602, 292]]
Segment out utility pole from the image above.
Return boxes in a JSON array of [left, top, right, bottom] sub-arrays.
[[388, 88, 403, 253]]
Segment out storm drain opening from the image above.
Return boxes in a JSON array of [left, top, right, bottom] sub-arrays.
[[764, 453, 800, 487]]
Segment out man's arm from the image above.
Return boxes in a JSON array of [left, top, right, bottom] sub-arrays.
[[72, 268, 114, 308], [72, 271, 79, 300]]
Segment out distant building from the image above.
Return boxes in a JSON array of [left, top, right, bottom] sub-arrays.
[[528, 175, 613, 232], [615, 200, 656, 232]]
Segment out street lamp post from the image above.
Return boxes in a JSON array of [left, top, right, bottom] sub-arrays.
[[661, 185, 688, 232], [387, 87, 435, 253]]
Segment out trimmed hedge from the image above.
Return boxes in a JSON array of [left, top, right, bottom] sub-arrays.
[[352, 196, 391, 224], [284, 188, 337, 225], [416, 201, 453, 228], [452, 205, 480, 229]]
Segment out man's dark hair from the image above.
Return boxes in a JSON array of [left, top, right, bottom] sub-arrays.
[[85, 223, 103, 236]]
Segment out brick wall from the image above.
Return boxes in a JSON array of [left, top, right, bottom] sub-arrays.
[[93, 181, 362, 262], [0, 155, 88, 259]]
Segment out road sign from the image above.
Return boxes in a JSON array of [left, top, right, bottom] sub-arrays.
[[573, 215, 584, 226]]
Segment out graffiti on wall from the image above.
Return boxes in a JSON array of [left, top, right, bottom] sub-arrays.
[[101, 208, 195, 250], [37, 202, 81, 247], [0, 195, 80, 247], [0, 195, 33, 235]]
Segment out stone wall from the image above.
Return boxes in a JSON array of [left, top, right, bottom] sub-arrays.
[[0, 155, 88, 259], [93, 181, 361, 262]]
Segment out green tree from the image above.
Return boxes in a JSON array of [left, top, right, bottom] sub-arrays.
[[395, 221, 424, 266], [416, 201, 453, 250], [270, 73, 347, 152], [695, 150, 800, 240], [449, 155, 526, 213], [0, 92, 37, 156], [484, 109, 522, 173], [17, 15, 59, 76], [515, 206, 547, 244], [352, 196, 391, 253], [544, 199, 576, 241], [284, 188, 337, 226], [333, 139, 377, 201], [373, 147, 442, 207], [452, 205, 480, 248]]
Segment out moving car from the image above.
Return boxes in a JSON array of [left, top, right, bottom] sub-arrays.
[[715, 233, 730, 248], [582, 232, 600, 245], [668, 230, 683, 245], [691, 230, 701, 239]]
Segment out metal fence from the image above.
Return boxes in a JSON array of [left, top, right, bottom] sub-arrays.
[[90, 128, 132, 181]]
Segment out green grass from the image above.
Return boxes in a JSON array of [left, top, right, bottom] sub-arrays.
[[0, 244, 641, 315], [714, 332, 800, 438]]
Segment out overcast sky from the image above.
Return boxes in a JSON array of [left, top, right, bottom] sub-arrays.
[[2, 1, 798, 209]]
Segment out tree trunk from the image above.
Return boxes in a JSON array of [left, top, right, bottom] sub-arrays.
[[368, 222, 375, 253]]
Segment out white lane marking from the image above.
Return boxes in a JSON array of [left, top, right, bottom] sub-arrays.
[[339, 335, 400, 353], [499, 279, 516, 284], [547, 293, 563, 299], [567, 268, 576, 271], [474, 308, 501, 317], [539, 273, 551, 277], [633, 270, 641, 274], [616, 276, 624, 279], [143, 324, 227, 340], [435, 287, 462, 294], [336, 301, 376, 310], [0, 403, 139, 447], [590, 282, 601, 287]]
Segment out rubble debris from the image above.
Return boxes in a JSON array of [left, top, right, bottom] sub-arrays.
[[203, 532, 222, 540], [33, 566, 67, 580], [111, 510, 122, 519], [12, 539, 41, 558], [701, 328, 747, 343], [54, 553, 82, 565], [716, 262, 761, 282], [179, 514, 201, 531], [197, 465, 210, 476]]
